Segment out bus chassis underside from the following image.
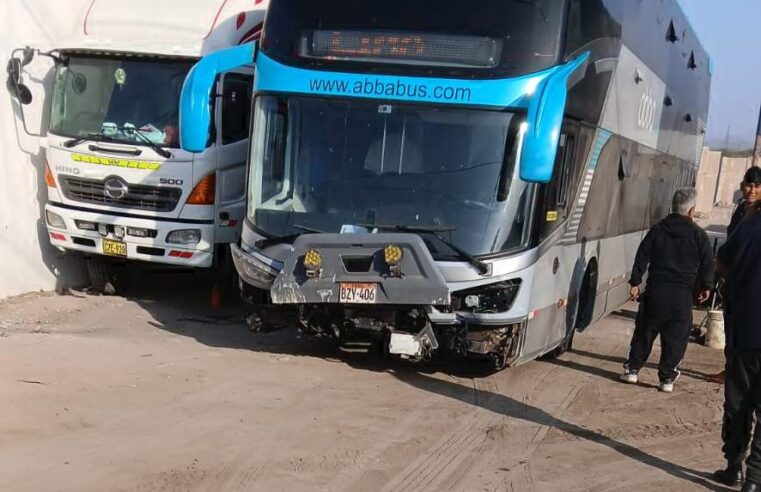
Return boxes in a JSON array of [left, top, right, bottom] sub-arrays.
[[244, 302, 526, 370]]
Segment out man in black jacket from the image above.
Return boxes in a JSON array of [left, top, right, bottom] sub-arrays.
[[728, 166, 761, 237], [621, 188, 714, 392], [712, 203, 761, 491]]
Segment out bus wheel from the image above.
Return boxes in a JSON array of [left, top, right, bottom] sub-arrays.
[[575, 258, 598, 332], [85, 256, 122, 295], [551, 329, 575, 358]]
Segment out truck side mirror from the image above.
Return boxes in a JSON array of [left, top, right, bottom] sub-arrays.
[[518, 53, 589, 183], [6, 58, 32, 105]]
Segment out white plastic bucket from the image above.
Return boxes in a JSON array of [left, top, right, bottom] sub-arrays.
[[705, 310, 725, 350]]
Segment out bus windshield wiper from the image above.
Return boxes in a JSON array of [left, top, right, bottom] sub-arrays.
[[361, 224, 489, 275], [255, 225, 326, 249], [130, 128, 172, 158], [63, 132, 116, 148]]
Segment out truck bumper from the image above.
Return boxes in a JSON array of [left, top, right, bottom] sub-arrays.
[[44, 203, 215, 268]]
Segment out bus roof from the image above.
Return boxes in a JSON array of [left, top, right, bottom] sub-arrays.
[[58, 0, 267, 57]]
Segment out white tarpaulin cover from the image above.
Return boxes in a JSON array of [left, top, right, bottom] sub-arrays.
[[1, 1, 93, 298]]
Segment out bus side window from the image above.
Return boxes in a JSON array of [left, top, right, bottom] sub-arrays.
[[557, 135, 575, 207], [540, 132, 576, 240], [221, 73, 254, 145]]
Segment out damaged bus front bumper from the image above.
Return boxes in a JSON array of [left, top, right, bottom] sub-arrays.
[[233, 233, 527, 367]]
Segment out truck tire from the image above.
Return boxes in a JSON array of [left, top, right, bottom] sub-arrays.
[[86, 257, 119, 295]]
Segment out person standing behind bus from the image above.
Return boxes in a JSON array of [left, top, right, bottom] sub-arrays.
[[712, 200, 761, 491], [728, 167, 761, 237], [707, 167, 761, 386], [621, 188, 714, 393]]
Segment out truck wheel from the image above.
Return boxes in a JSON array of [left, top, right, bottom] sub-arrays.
[[86, 257, 119, 295]]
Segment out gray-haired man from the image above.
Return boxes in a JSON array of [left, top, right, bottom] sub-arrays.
[[621, 188, 715, 392]]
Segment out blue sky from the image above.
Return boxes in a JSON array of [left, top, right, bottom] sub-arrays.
[[679, 0, 761, 149]]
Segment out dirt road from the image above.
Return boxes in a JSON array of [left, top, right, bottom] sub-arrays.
[[0, 273, 730, 491]]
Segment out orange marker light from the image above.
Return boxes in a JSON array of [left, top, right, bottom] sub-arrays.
[[44, 163, 57, 188], [186, 173, 216, 205]]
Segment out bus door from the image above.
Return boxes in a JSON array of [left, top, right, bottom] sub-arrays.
[[214, 71, 254, 244]]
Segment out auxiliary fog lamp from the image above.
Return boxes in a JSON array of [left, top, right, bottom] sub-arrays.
[[384, 244, 403, 276], [303, 249, 323, 278]]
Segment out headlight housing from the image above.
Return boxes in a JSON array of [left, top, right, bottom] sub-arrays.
[[452, 279, 522, 314], [166, 229, 201, 245], [46, 210, 66, 229]]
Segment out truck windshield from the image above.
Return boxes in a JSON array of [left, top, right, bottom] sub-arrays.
[[49, 55, 194, 148], [248, 96, 535, 258]]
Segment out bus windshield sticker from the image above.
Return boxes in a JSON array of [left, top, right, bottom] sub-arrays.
[[114, 68, 127, 87]]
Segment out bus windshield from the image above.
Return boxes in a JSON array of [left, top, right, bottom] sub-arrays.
[[49, 55, 194, 148], [248, 96, 535, 258]]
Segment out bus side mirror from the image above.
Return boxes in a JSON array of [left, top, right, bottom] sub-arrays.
[[6, 58, 33, 105], [180, 42, 257, 153], [519, 53, 589, 183]]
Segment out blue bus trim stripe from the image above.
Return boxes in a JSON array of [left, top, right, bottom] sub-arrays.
[[254, 52, 580, 109]]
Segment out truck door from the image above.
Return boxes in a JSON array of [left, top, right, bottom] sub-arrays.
[[214, 71, 254, 244]]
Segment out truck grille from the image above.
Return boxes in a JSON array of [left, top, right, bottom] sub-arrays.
[[60, 175, 182, 212]]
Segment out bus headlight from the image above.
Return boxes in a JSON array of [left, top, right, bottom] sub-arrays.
[[453, 280, 522, 314], [166, 229, 201, 245]]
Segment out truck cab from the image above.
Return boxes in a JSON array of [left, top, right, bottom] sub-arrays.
[[7, 0, 266, 292]]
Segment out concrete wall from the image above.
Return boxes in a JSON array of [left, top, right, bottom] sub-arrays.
[[695, 148, 723, 213], [715, 157, 753, 206], [0, 1, 92, 298]]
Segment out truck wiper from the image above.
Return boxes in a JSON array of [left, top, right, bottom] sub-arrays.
[[361, 224, 490, 275], [130, 128, 172, 158], [63, 132, 117, 148]]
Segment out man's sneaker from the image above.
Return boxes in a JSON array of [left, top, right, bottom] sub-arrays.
[[741, 480, 761, 492], [620, 369, 638, 384], [712, 466, 743, 486], [659, 379, 675, 393]]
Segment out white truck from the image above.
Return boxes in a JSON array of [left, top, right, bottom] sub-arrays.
[[6, 0, 267, 293]]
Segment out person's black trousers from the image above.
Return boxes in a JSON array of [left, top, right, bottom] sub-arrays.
[[624, 287, 693, 381], [722, 349, 761, 482]]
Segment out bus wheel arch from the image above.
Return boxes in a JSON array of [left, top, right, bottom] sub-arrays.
[[575, 257, 598, 331]]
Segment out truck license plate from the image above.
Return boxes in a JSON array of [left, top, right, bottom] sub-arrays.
[[339, 283, 377, 304], [102, 239, 127, 257]]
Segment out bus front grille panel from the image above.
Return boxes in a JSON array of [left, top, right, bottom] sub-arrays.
[[60, 176, 182, 212]]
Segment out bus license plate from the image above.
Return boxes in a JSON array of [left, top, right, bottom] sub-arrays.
[[339, 283, 377, 304], [102, 239, 127, 257]]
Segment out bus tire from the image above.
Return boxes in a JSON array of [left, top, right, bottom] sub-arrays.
[[575, 258, 598, 331]]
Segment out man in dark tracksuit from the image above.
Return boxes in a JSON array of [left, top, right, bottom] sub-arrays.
[[712, 205, 761, 491], [621, 188, 714, 392]]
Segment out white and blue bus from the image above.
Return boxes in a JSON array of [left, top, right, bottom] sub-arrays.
[[179, 0, 711, 369]]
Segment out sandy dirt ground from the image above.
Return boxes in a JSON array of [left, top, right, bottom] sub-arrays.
[[0, 273, 732, 492]]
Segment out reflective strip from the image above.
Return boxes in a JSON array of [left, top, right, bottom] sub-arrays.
[[71, 153, 161, 171]]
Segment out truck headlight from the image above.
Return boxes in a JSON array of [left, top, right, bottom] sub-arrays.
[[46, 210, 66, 229], [166, 229, 201, 245]]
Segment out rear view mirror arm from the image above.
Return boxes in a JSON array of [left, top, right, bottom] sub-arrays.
[[6, 47, 61, 138]]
